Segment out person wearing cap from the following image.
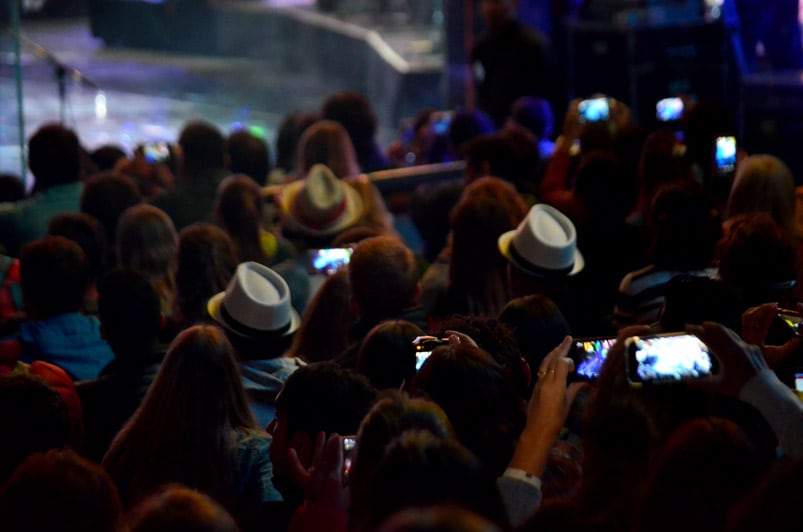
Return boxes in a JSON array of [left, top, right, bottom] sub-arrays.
[[208, 261, 305, 430], [498, 203, 585, 335]]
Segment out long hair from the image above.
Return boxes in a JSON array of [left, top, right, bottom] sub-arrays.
[[214, 174, 270, 265], [116, 204, 178, 318], [296, 120, 361, 179], [446, 177, 527, 317], [102, 325, 257, 508], [175, 223, 237, 326]]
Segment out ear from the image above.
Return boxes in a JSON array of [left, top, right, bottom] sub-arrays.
[[290, 431, 315, 468]]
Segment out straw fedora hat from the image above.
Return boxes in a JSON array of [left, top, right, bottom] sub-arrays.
[[498, 203, 584, 277], [208, 261, 301, 338], [277, 164, 364, 237]]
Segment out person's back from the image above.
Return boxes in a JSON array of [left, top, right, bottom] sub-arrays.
[[13, 236, 113, 380], [77, 268, 165, 462], [0, 123, 84, 256]]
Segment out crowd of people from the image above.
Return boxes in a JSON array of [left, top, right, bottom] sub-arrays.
[[2, 3, 803, 530]]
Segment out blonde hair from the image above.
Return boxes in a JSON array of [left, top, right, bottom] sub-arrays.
[[726, 154, 795, 232]]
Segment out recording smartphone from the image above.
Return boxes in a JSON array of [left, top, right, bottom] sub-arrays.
[[142, 142, 170, 164], [656, 97, 684, 122], [431, 111, 453, 136], [572, 336, 617, 381], [578, 97, 609, 122], [625, 332, 718, 386], [412, 335, 447, 371], [342, 435, 357, 477], [777, 309, 803, 336], [795, 372, 803, 400], [307, 247, 353, 276], [715, 136, 737, 175]]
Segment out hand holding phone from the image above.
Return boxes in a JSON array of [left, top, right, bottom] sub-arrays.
[[307, 248, 353, 276], [412, 335, 447, 370], [656, 97, 684, 122], [715, 136, 737, 175]]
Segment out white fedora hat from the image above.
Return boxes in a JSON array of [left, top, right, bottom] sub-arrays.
[[498, 203, 584, 278], [208, 261, 301, 338], [277, 164, 364, 237]]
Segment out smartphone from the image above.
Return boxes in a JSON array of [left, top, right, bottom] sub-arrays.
[[715, 136, 737, 175], [412, 335, 447, 371], [143, 142, 170, 163], [777, 309, 803, 336], [431, 111, 453, 136], [795, 372, 803, 400], [578, 98, 609, 123], [656, 97, 684, 122], [625, 332, 718, 386], [307, 247, 353, 276], [342, 435, 357, 477], [572, 337, 616, 381]]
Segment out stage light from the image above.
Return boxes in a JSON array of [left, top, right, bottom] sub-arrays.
[[94, 91, 107, 120]]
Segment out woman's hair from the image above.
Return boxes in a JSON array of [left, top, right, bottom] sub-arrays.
[[349, 394, 455, 518], [441, 177, 527, 318], [288, 268, 355, 363], [717, 212, 798, 305], [726, 154, 795, 232], [356, 321, 424, 391], [296, 119, 361, 179], [411, 343, 525, 478], [214, 174, 270, 265], [176, 223, 238, 324], [275, 110, 320, 174], [102, 325, 256, 507], [175, 223, 237, 326], [116, 204, 178, 318]]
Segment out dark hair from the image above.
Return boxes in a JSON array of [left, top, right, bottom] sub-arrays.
[[436, 315, 529, 398], [321, 90, 378, 144], [0, 449, 121, 532], [660, 275, 741, 331], [89, 144, 127, 172], [98, 268, 162, 358], [288, 268, 355, 363], [442, 177, 526, 318], [226, 129, 271, 185], [21, 236, 90, 318], [47, 213, 107, 284], [411, 343, 525, 477], [215, 174, 269, 265], [357, 320, 423, 390], [0, 373, 69, 481], [178, 120, 226, 175], [0, 174, 25, 202], [349, 395, 454, 515], [717, 212, 797, 305], [275, 110, 320, 174], [633, 418, 766, 532], [376, 505, 502, 532], [356, 431, 508, 530], [175, 223, 237, 326], [349, 236, 420, 318], [463, 129, 539, 190], [27, 123, 82, 191], [499, 294, 571, 373], [647, 182, 721, 270], [510, 96, 554, 139], [638, 130, 693, 197], [102, 325, 257, 507], [80, 171, 143, 265], [447, 108, 496, 157], [574, 150, 635, 222], [275, 362, 377, 438], [126, 484, 238, 532]]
